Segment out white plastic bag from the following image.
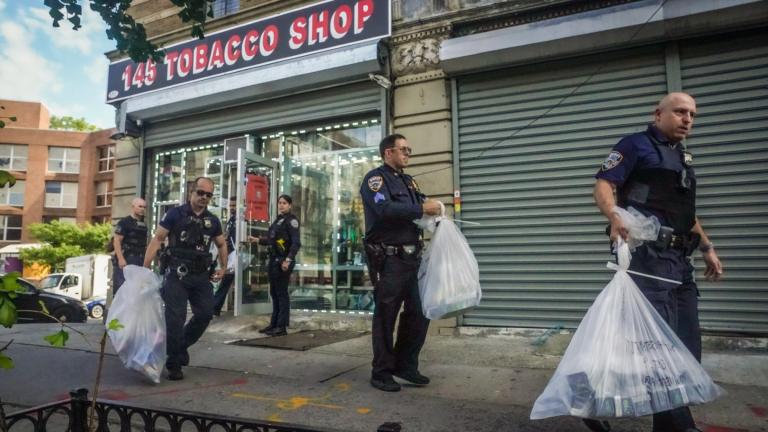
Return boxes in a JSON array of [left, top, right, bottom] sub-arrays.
[[107, 265, 166, 383], [612, 206, 660, 250], [415, 205, 482, 320], [530, 239, 723, 420]]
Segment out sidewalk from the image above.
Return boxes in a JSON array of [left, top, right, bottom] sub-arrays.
[[1, 314, 767, 432]]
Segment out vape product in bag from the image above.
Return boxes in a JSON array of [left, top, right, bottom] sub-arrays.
[[616, 396, 635, 417], [651, 388, 671, 412], [595, 397, 616, 417], [634, 395, 653, 416], [567, 372, 595, 416], [668, 384, 689, 408]]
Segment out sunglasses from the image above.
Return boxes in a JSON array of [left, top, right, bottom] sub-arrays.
[[195, 189, 213, 199], [391, 146, 413, 156]]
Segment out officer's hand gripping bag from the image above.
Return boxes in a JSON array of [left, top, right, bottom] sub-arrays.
[[415, 206, 482, 320], [106, 265, 166, 383], [612, 206, 661, 250], [530, 239, 723, 420]]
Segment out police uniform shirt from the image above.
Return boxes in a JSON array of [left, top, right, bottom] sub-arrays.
[[595, 124, 694, 227], [114, 215, 148, 256], [267, 213, 301, 260], [360, 164, 425, 245], [160, 203, 223, 252]]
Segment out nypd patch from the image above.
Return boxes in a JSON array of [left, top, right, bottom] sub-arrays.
[[290, 219, 299, 228], [601, 151, 623, 171], [368, 175, 383, 192]]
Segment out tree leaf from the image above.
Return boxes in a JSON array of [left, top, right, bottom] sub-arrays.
[[0, 353, 13, 369], [38, 300, 50, 315], [0, 121, 5, 128], [0, 299, 17, 328], [0, 170, 17, 188], [107, 318, 124, 331], [44, 330, 69, 347], [0, 272, 21, 293]]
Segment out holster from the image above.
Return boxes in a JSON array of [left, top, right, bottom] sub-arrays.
[[363, 240, 385, 285]]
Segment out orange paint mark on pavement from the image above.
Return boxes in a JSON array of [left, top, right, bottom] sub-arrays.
[[267, 413, 283, 422], [356, 408, 371, 414]]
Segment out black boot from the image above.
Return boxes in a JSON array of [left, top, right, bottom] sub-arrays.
[[258, 326, 274, 334], [266, 327, 287, 336]]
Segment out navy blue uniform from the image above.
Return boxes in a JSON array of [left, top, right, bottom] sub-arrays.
[[213, 213, 236, 315], [360, 164, 429, 381], [159, 203, 223, 371], [596, 124, 700, 431], [260, 213, 301, 329], [112, 215, 148, 292]]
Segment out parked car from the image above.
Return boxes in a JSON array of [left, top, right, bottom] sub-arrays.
[[12, 277, 88, 324], [85, 297, 107, 319]]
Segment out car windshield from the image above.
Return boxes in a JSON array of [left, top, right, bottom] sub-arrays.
[[40, 275, 62, 290]]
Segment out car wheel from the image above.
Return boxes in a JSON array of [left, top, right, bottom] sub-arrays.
[[90, 304, 105, 319]]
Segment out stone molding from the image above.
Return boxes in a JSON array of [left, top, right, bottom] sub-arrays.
[[391, 25, 451, 79]]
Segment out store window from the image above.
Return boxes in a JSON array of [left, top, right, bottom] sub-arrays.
[[95, 181, 112, 207], [45, 181, 78, 208], [98, 145, 116, 172], [91, 215, 111, 224], [0, 144, 28, 171], [211, 0, 239, 18], [48, 147, 81, 173], [0, 180, 24, 206], [257, 119, 382, 312], [0, 215, 21, 241]]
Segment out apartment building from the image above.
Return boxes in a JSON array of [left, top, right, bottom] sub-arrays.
[[0, 99, 116, 247]]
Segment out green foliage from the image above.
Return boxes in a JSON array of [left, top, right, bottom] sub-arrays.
[[20, 221, 112, 271], [44, 330, 70, 347], [45, 0, 212, 63], [0, 352, 12, 369], [0, 273, 22, 329], [0, 171, 17, 188], [0, 105, 18, 128], [107, 318, 124, 331], [49, 115, 99, 131]]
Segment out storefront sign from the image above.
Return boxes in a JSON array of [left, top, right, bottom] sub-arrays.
[[106, 0, 390, 103]]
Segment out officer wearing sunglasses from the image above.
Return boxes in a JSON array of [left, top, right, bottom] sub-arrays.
[[144, 176, 228, 381], [360, 133, 442, 392]]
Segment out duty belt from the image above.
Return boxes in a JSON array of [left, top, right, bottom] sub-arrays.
[[382, 242, 423, 257], [653, 226, 700, 255]]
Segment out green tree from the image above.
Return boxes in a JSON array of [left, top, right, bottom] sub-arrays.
[[45, 0, 213, 63], [19, 221, 112, 271], [0, 105, 17, 129], [49, 115, 100, 131]]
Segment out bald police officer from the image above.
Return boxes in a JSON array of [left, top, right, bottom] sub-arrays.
[[112, 197, 148, 293], [361, 133, 442, 392], [144, 177, 228, 381], [593, 93, 723, 432]]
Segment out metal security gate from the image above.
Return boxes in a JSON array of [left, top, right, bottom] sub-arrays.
[[144, 81, 382, 148], [456, 33, 768, 333], [678, 31, 768, 333]]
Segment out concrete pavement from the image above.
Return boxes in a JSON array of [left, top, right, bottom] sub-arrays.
[[1, 313, 767, 432]]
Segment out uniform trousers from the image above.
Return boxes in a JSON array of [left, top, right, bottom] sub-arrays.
[[112, 254, 144, 294], [213, 273, 235, 315], [267, 258, 294, 328], [161, 269, 214, 370], [629, 244, 701, 432], [371, 253, 430, 380]]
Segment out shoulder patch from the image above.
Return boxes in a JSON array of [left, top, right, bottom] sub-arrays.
[[683, 151, 693, 166], [368, 175, 383, 192], [290, 219, 299, 228], [601, 151, 624, 171]]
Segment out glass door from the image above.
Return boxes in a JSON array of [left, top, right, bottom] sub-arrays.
[[234, 149, 277, 316]]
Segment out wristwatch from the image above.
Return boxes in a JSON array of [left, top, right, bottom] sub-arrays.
[[699, 242, 714, 253]]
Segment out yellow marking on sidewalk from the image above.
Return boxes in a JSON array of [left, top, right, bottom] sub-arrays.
[[231, 382, 371, 418], [267, 413, 282, 422], [334, 383, 350, 391], [356, 408, 371, 414]]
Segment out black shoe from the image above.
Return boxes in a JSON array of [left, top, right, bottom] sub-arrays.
[[266, 327, 287, 336], [393, 370, 430, 386], [258, 326, 275, 334], [370, 376, 401, 392], [180, 351, 189, 366], [582, 419, 610, 432], [167, 368, 184, 381]]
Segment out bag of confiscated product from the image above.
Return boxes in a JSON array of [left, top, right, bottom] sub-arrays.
[[107, 265, 166, 383], [530, 237, 723, 420], [415, 203, 481, 320]]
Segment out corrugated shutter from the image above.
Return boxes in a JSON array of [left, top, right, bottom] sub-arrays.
[[457, 47, 669, 328], [679, 31, 768, 333], [144, 81, 381, 147]]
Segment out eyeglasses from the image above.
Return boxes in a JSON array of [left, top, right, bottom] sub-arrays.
[[195, 189, 213, 199], [391, 146, 413, 156]]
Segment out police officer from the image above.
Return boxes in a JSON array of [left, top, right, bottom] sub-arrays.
[[213, 196, 237, 316], [252, 194, 301, 337], [112, 197, 148, 293], [144, 177, 228, 381], [360, 133, 442, 392], [593, 93, 723, 432]]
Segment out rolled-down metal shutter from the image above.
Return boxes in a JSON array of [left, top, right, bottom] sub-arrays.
[[144, 81, 381, 147], [679, 31, 768, 333], [457, 47, 669, 328]]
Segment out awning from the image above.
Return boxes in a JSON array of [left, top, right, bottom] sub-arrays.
[[0, 243, 42, 255]]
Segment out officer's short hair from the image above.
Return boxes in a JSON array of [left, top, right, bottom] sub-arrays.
[[192, 176, 214, 190], [278, 194, 293, 205], [379, 134, 406, 158]]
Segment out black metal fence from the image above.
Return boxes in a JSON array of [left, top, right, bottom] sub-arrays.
[[4, 388, 378, 432]]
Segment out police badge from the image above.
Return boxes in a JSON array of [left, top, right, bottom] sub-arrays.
[[368, 175, 383, 192], [683, 151, 693, 166], [601, 151, 623, 171], [203, 218, 212, 229]]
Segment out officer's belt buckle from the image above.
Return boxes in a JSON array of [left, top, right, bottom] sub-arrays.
[[384, 245, 397, 256], [402, 245, 417, 255]]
